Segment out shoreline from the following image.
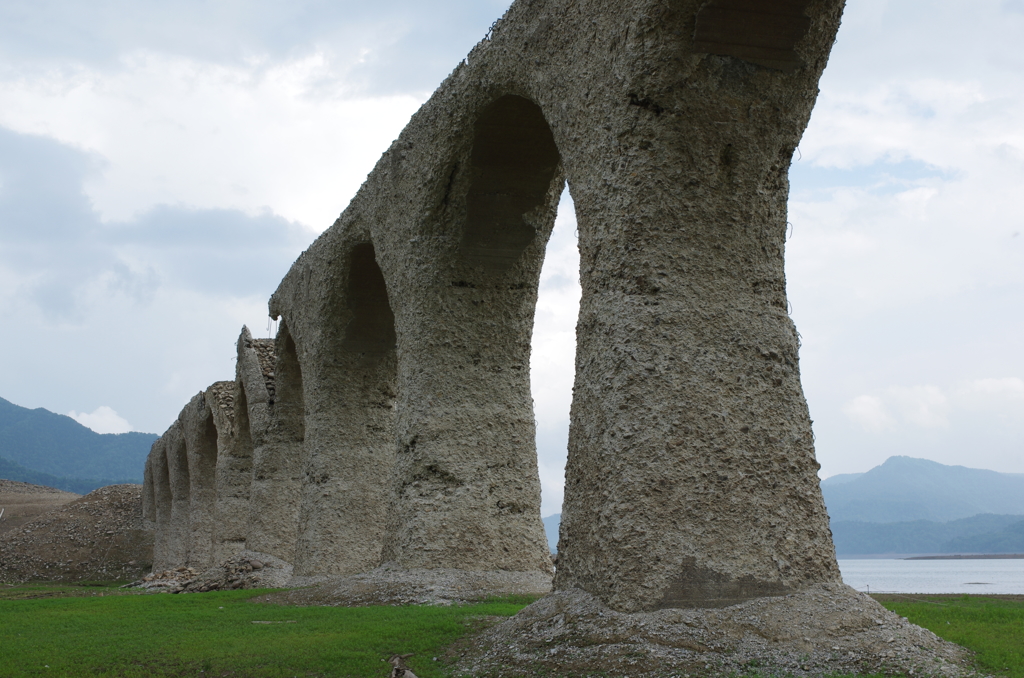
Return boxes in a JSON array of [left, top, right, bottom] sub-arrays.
[[836, 554, 1024, 560], [903, 553, 1024, 560]]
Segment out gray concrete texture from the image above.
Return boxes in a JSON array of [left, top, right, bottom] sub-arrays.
[[144, 0, 845, 612]]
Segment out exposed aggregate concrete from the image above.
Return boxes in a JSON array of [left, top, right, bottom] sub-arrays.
[[453, 584, 976, 677], [126, 0, 982, 673]]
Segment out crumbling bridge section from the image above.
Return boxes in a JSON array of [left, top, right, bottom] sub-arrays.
[[144, 0, 846, 613]]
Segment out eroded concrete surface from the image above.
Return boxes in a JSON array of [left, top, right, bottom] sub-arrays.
[[145, 0, 843, 606], [138, 0, 975, 674]]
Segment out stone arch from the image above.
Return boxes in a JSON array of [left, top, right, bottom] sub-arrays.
[[149, 436, 173, 572], [163, 421, 190, 568], [181, 391, 219, 570], [246, 321, 304, 562], [210, 379, 251, 563], [380, 92, 562, 573], [292, 240, 398, 576]]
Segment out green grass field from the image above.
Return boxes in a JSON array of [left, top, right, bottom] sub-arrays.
[[876, 594, 1024, 678], [2, 584, 1022, 677], [0, 583, 532, 678]]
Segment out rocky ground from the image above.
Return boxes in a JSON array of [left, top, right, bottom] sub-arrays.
[[0, 484, 153, 583], [258, 565, 553, 607], [184, 550, 293, 591], [131, 551, 293, 593], [0, 479, 80, 535], [450, 583, 976, 678]]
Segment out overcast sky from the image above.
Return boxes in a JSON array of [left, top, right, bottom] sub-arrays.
[[1, 0, 1021, 517]]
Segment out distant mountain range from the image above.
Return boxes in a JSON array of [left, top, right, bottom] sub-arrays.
[[0, 396, 157, 492], [0, 456, 129, 495], [831, 514, 1024, 556], [4, 396, 1022, 556], [820, 456, 1024, 523], [542, 456, 1024, 556]]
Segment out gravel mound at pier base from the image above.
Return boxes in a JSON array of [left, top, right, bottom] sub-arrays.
[[256, 565, 552, 606], [184, 551, 292, 592], [452, 583, 974, 678], [134, 551, 293, 593]]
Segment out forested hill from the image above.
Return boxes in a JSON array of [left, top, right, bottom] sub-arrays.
[[821, 456, 1024, 523], [541, 457, 1024, 555], [0, 397, 157, 483]]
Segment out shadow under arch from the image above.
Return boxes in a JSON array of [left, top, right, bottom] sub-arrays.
[[246, 320, 304, 562], [293, 240, 398, 576], [460, 94, 562, 272], [212, 379, 253, 563], [182, 392, 219, 570], [164, 421, 191, 569], [149, 437, 174, 571], [383, 93, 562, 573], [343, 242, 397, 354]]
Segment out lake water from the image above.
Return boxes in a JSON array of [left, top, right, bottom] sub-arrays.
[[838, 558, 1024, 594]]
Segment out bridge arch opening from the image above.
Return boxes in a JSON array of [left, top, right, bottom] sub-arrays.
[[343, 242, 396, 355], [460, 94, 562, 273], [292, 240, 398, 576], [186, 397, 219, 570]]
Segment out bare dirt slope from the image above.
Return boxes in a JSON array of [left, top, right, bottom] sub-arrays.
[[0, 484, 153, 583], [0, 479, 80, 535]]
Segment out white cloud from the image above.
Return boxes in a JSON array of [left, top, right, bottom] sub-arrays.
[[788, 1, 1024, 479], [844, 379, 1023, 433], [961, 377, 1024, 399], [68, 406, 133, 434], [951, 378, 1024, 422], [0, 51, 423, 231], [531, 189, 580, 429], [843, 395, 893, 432], [889, 385, 949, 429], [837, 377, 1022, 473]]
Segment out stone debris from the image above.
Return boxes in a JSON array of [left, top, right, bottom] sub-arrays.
[[131, 551, 291, 593], [0, 484, 153, 584], [452, 584, 976, 678], [205, 380, 236, 424], [135, 566, 200, 593], [181, 553, 288, 594], [181, 550, 292, 592]]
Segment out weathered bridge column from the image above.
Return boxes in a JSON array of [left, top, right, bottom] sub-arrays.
[[207, 380, 250, 563], [269, 91, 562, 577], [375, 95, 562, 573], [141, 453, 156, 532], [240, 327, 304, 562], [284, 243, 399, 577], [163, 422, 190, 568], [149, 437, 173, 571], [182, 391, 219, 570], [550, 0, 845, 611]]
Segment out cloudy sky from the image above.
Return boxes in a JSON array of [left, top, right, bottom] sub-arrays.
[[1, 0, 1021, 516]]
